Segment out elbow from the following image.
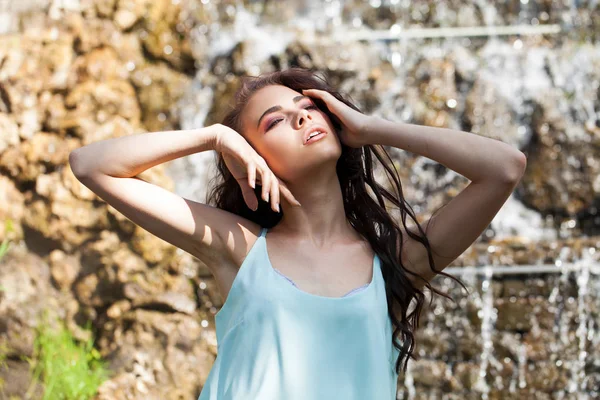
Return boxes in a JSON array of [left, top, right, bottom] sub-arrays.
[[69, 149, 88, 178], [502, 151, 527, 183]]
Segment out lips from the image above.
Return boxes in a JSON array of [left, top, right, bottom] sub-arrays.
[[303, 126, 328, 145]]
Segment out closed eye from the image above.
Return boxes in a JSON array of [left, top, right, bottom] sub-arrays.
[[266, 105, 318, 131]]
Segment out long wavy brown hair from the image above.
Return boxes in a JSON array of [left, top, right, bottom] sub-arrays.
[[206, 67, 468, 376]]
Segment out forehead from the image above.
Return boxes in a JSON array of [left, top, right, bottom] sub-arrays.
[[242, 85, 303, 130]]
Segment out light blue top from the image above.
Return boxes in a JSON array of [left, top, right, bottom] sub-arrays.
[[198, 227, 400, 400]]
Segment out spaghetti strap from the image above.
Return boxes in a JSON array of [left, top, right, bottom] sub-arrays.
[[259, 227, 268, 238]]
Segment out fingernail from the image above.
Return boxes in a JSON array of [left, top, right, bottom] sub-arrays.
[[266, 193, 269, 202], [276, 203, 280, 212]]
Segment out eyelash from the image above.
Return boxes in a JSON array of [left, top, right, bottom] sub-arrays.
[[266, 105, 318, 131]]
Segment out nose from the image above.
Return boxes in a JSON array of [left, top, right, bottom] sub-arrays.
[[296, 109, 312, 128]]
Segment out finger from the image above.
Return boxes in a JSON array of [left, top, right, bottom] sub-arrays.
[[259, 164, 271, 203], [247, 162, 256, 189], [237, 178, 258, 210], [302, 88, 334, 101], [270, 177, 280, 212], [278, 182, 302, 207], [303, 89, 341, 113]]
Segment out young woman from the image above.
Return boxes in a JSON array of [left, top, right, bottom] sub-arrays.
[[70, 67, 526, 399]]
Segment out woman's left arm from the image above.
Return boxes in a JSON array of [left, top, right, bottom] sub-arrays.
[[365, 116, 527, 290], [365, 116, 526, 183]]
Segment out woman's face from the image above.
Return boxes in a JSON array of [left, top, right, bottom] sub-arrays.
[[240, 84, 342, 183]]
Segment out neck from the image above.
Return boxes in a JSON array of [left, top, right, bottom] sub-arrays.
[[275, 172, 360, 247]]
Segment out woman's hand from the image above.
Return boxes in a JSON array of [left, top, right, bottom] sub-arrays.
[[213, 124, 302, 212], [302, 89, 372, 148]]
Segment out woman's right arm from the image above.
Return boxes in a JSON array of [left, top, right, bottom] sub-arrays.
[[68, 125, 251, 269], [69, 126, 218, 179]]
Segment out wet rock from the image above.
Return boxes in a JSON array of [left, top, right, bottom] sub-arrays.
[[0, 358, 44, 399], [521, 90, 600, 216], [492, 331, 521, 361], [94, 0, 118, 19], [416, 326, 452, 359], [451, 361, 480, 391], [525, 360, 569, 392], [411, 358, 450, 387], [64, 13, 122, 54], [132, 291, 197, 315], [0, 175, 25, 242], [130, 62, 191, 132], [0, 132, 80, 182], [0, 246, 82, 398], [21, 170, 111, 251], [455, 329, 483, 361], [73, 231, 146, 308], [48, 249, 82, 291], [0, 113, 20, 153], [95, 309, 214, 400], [138, 0, 195, 72], [64, 79, 141, 138], [495, 296, 554, 332], [68, 47, 130, 87], [464, 79, 522, 147]]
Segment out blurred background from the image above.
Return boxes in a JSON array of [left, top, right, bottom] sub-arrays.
[[0, 0, 599, 399]]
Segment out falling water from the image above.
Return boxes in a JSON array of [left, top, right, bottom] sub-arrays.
[[400, 359, 415, 400], [515, 341, 527, 391], [569, 248, 591, 397]]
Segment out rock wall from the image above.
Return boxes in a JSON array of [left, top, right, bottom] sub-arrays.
[[0, 1, 216, 398]]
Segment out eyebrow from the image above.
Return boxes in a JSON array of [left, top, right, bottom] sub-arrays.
[[256, 95, 311, 129]]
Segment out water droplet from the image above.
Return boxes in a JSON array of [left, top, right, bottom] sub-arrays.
[[513, 39, 523, 50]]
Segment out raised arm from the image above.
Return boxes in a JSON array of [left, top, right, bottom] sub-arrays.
[[366, 116, 527, 291], [69, 125, 234, 269]]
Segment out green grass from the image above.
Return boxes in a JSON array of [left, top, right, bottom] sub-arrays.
[[0, 219, 111, 399], [0, 219, 14, 293], [24, 311, 112, 400]]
